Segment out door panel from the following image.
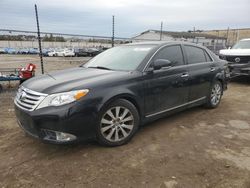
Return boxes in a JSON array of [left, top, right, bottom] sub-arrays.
[[144, 66, 189, 116], [187, 62, 213, 101], [183, 45, 214, 101], [143, 45, 190, 116]]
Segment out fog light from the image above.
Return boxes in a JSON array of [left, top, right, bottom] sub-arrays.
[[55, 132, 76, 142], [42, 129, 76, 142]]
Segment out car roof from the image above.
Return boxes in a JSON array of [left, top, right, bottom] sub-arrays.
[[125, 41, 204, 48]]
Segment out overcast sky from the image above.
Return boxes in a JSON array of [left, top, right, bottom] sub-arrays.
[[0, 0, 249, 37]]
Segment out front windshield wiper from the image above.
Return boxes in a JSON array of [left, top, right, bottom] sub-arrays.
[[88, 66, 112, 70]]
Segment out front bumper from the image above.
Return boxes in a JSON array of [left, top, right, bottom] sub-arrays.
[[228, 63, 250, 77], [14, 101, 99, 144]]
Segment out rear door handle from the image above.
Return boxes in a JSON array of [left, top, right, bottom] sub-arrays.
[[210, 67, 216, 72], [181, 73, 189, 78]]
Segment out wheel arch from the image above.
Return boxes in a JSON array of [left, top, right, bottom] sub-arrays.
[[213, 72, 225, 92], [98, 93, 142, 120]]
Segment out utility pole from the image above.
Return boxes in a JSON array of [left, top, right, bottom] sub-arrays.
[[160, 21, 163, 40], [192, 27, 195, 43], [236, 29, 240, 42], [35, 4, 44, 74], [112, 15, 115, 47], [234, 30, 237, 44], [226, 27, 229, 47], [216, 30, 219, 50]]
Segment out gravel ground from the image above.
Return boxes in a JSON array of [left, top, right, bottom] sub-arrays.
[[0, 55, 250, 188]]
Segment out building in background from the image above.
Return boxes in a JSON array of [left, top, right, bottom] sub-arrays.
[[132, 30, 226, 53], [202, 28, 250, 47]]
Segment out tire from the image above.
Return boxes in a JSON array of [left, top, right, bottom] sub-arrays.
[[206, 81, 223, 108], [96, 99, 139, 147]]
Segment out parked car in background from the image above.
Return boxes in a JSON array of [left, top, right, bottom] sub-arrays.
[[28, 48, 39, 54], [5, 48, 17, 54], [18, 48, 29, 54], [74, 48, 88, 57], [48, 50, 57, 57], [0, 48, 6, 54], [15, 41, 229, 146], [42, 49, 50, 56], [56, 48, 75, 57], [87, 48, 100, 57], [96, 47, 109, 55], [101, 47, 109, 51], [0, 46, 108, 56], [219, 38, 250, 76]]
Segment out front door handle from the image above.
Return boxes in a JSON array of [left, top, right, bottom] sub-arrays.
[[210, 67, 216, 72], [181, 73, 189, 78]]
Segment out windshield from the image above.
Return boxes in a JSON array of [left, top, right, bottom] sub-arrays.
[[232, 40, 250, 49], [84, 45, 155, 71]]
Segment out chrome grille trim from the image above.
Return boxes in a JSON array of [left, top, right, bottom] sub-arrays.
[[14, 86, 48, 111]]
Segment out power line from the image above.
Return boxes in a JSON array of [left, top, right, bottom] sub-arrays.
[[0, 29, 162, 42], [0, 28, 130, 40]]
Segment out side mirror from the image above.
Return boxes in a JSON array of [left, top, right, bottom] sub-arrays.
[[154, 59, 172, 70]]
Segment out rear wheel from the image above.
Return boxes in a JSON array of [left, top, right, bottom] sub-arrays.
[[206, 81, 223, 108], [96, 99, 139, 146]]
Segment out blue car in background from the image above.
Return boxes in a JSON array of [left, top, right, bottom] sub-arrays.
[[5, 48, 17, 54], [28, 48, 39, 54], [42, 48, 50, 56]]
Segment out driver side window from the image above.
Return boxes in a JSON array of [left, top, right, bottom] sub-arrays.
[[152, 45, 185, 67]]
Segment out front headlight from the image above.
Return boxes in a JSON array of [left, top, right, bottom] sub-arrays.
[[36, 89, 89, 109]]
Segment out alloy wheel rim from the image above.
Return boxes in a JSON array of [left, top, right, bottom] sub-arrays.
[[211, 83, 222, 106], [100, 106, 134, 142]]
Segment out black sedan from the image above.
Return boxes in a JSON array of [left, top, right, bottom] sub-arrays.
[[74, 48, 88, 57], [87, 48, 101, 57], [14, 41, 229, 146]]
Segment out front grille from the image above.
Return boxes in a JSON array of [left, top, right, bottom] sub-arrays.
[[225, 56, 250, 63], [14, 86, 47, 111]]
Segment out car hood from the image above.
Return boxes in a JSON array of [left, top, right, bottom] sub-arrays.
[[22, 67, 130, 94], [219, 49, 250, 56]]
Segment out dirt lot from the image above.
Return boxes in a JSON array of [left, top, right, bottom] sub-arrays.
[[0, 55, 250, 188]]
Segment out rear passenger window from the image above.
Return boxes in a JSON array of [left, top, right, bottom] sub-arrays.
[[185, 46, 206, 64], [153, 45, 184, 66]]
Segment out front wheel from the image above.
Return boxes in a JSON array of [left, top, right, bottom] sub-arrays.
[[206, 81, 223, 108], [96, 99, 139, 146]]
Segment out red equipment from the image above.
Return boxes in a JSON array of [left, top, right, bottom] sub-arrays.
[[19, 63, 36, 82]]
